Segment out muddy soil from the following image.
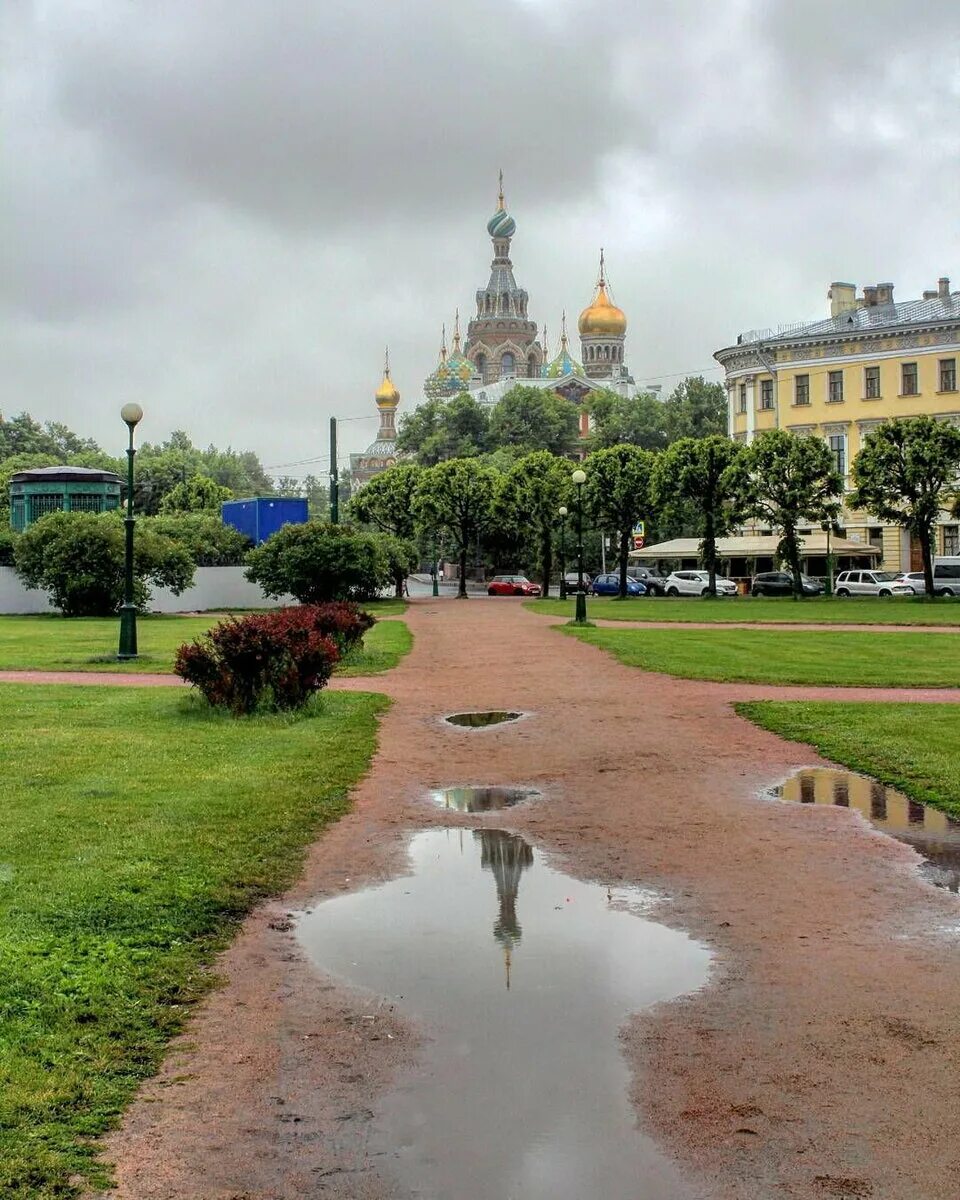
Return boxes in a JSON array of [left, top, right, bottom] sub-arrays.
[[95, 599, 960, 1199]]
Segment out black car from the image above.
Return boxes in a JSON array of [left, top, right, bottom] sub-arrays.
[[751, 571, 823, 597], [626, 566, 667, 596]]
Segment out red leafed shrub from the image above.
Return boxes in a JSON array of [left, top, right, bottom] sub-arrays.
[[174, 606, 348, 714], [308, 601, 375, 655]]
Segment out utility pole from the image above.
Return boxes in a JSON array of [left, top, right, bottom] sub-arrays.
[[329, 416, 339, 524]]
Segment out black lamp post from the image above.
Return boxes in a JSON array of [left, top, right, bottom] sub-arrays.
[[558, 505, 568, 600], [572, 468, 587, 624], [118, 403, 143, 660]]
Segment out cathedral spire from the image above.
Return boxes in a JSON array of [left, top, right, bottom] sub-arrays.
[[438, 323, 448, 364], [560, 309, 569, 348], [497, 168, 505, 212], [452, 308, 462, 352], [598, 247, 606, 289]]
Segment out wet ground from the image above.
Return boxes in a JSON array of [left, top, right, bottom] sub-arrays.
[[770, 766, 960, 893], [297, 827, 712, 1200], [444, 710, 524, 727], [430, 785, 540, 811]]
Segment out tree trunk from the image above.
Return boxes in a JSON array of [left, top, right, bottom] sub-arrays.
[[704, 508, 717, 597], [919, 524, 935, 597], [541, 527, 552, 599], [458, 539, 468, 599], [785, 525, 804, 598], [394, 569, 404, 599], [618, 530, 630, 598]]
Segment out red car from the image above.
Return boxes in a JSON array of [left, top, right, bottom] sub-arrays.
[[487, 574, 542, 597]]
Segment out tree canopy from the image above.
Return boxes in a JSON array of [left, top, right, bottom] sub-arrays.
[[587, 389, 669, 451], [348, 462, 423, 540], [158, 474, 232, 514], [583, 444, 658, 596], [396, 394, 491, 464], [413, 458, 498, 597], [495, 451, 572, 597], [487, 386, 579, 458], [851, 415, 960, 594]]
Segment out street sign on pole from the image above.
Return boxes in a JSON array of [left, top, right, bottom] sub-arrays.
[[633, 535, 645, 550], [632, 520, 645, 537]]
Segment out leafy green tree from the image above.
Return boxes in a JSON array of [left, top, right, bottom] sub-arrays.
[[245, 521, 389, 603], [729, 429, 843, 596], [14, 512, 194, 616], [495, 452, 571, 597], [587, 389, 668, 451], [653, 436, 748, 595], [349, 463, 423, 540], [583, 445, 658, 597], [144, 513, 251, 566], [396, 393, 491, 465], [158, 474, 232, 514], [663, 376, 727, 443], [851, 415, 960, 596], [487, 386, 579, 457], [0, 413, 100, 459], [379, 534, 420, 598], [413, 459, 498, 598]]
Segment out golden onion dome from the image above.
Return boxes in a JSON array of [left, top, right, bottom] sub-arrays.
[[578, 282, 627, 336], [375, 348, 400, 406]]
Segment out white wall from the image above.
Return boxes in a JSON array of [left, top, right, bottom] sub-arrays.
[[0, 565, 292, 615]]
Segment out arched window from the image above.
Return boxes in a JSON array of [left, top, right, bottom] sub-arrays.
[[476, 353, 487, 378], [500, 352, 516, 379], [527, 353, 537, 377], [604, 345, 610, 360]]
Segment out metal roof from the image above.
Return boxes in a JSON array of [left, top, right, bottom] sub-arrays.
[[10, 465, 122, 484], [736, 291, 960, 347]]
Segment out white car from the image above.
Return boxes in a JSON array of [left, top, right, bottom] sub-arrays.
[[894, 572, 927, 595], [834, 570, 913, 597], [663, 570, 738, 597]]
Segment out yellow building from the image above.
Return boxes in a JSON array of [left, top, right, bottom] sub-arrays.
[[714, 276, 960, 571]]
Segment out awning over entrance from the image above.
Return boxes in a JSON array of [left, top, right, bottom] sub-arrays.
[[628, 534, 881, 561]]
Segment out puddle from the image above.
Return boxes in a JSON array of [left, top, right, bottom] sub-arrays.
[[444, 710, 523, 727], [770, 768, 960, 893], [298, 828, 711, 1200], [431, 785, 540, 811]]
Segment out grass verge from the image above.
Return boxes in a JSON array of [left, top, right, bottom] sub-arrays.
[[0, 684, 387, 1197], [736, 701, 960, 819], [527, 595, 960, 625], [562, 625, 960, 687], [338, 619, 413, 676], [0, 601, 409, 675]]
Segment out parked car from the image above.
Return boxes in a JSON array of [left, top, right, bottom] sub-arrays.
[[663, 570, 738, 597], [894, 564, 960, 596], [589, 572, 646, 596], [487, 575, 542, 597], [751, 571, 823, 597], [894, 571, 928, 595], [626, 566, 668, 596], [834, 570, 913, 597], [562, 571, 592, 592]]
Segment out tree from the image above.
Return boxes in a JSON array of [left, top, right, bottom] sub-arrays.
[[0, 413, 99, 459], [396, 394, 491, 465], [851, 415, 960, 596], [144, 513, 251, 566], [14, 512, 194, 616], [244, 521, 389, 603], [487, 386, 579, 457], [729, 429, 843, 596], [348, 463, 423, 540], [495, 452, 571, 597], [158, 474, 232, 514], [663, 376, 727, 443], [413, 459, 498, 598], [583, 445, 658, 597], [379, 534, 420, 598], [653, 436, 749, 595], [587, 389, 668, 451]]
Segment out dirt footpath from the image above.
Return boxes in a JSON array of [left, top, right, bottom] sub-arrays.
[[96, 598, 960, 1199]]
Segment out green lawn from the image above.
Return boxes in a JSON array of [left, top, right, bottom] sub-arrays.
[[337, 618, 412, 676], [0, 602, 409, 675], [737, 701, 960, 819], [563, 625, 960, 688], [0, 684, 387, 1197], [528, 595, 960, 625]]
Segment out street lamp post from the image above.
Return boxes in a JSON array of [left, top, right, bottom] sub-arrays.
[[118, 403, 143, 660], [558, 506, 568, 600], [571, 469, 587, 624], [432, 536, 440, 597]]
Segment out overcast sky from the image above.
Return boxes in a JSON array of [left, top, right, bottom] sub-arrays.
[[3, 0, 959, 474]]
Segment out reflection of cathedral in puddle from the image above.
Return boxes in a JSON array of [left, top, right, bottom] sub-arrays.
[[475, 829, 534, 989]]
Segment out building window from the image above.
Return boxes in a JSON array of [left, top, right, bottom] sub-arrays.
[[828, 370, 844, 403], [760, 379, 774, 409], [864, 365, 880, 398], [939, 358, 957, 392], [901, 362, 918, 395], [945, 525, 960, 556], [738, 384, 747, 413], [500, 352, 516, 379], [795, 375, 810, 406], [828, 433, 846, 476]]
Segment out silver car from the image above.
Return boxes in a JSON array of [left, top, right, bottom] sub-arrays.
[[834, 570, 913, 597], [894, 572, 927, 594], [663, 570, 738, 597]]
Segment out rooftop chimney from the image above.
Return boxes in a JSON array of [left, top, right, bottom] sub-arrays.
[[828, 282, 857, 317], [876, 282, 894, 305], [862, 285, 878, 307], [938, 276, 950, 299], [923, 290, 938, 300]]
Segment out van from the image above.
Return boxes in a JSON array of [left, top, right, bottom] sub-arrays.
[[933, 558, 960, 596]]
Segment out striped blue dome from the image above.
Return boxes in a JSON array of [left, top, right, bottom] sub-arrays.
[[487, 209, 516, 238]]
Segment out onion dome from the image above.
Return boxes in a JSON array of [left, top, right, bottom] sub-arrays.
[[486, 169, 516, 239], [545, 312, 583, 377], [443, 309, 474, 391], [375, 348, 400, 407], [578, 249, 627, 336], [424, 325, 454, 399]]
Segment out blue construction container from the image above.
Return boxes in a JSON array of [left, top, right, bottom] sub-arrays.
[[221, 496, 309, 545]]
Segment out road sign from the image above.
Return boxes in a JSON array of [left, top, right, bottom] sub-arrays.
[[633, 535, 645, 550], [632, 521, 645, 537]]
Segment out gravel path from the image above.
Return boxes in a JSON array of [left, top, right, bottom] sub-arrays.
[[83, 598, 960, 1199]]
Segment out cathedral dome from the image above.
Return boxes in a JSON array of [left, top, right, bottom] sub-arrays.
[[544, 314, 583, 377], [375, 358, 400, 407], [578, 282, 627, 336], [487, 208, 516, 239]]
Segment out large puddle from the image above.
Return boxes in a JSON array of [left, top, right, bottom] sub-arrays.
[[444, 710, 523, 728], [771, 767, 960, 893], [430, 785, 539, 811], [298, 828, 711, 1199]]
